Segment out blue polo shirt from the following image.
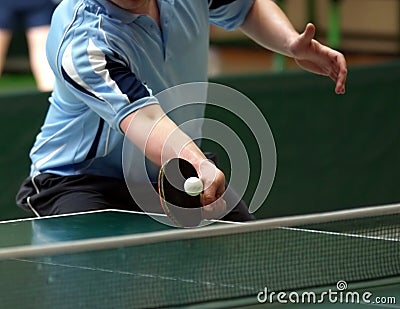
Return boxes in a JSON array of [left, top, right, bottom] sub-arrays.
[[30, 0, 254, 181]]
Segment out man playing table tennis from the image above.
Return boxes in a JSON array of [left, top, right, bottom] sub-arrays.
[[16, 0, 347, 223]]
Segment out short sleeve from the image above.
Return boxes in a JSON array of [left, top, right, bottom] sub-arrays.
[[209, 0, 255, 30], [59, 29, 159, 134]]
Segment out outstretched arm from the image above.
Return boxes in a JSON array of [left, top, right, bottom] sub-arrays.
[[120, 105, 226, 217], [239, 0, 347, 94]]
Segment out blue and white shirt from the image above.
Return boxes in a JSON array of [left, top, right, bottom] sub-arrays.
[[30, 0, 254, 181]]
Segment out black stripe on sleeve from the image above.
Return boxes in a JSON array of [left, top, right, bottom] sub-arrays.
[[208, 0, 239, 10], [105, 54, 150, 103], [62, 66, 101, 100]]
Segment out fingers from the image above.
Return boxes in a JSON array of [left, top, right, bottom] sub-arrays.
[[310, 27, 347, 94], [334, 54, 347, 94], [302, 43, 347, 94], [196, 158, 227, 220], [198, 159, 225, 206], [327, 52, 347, 94]]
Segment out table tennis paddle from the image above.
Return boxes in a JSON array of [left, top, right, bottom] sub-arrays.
[[158, 158, 203, 227]]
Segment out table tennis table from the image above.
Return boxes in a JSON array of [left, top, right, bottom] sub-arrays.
[[0, 207, 399, 308]]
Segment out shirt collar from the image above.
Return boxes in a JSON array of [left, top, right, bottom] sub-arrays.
[[93, 0, 173, 24], [94, 0, 140, 24]]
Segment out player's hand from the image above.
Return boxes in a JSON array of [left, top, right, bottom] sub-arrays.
[[289, 23, 347, 95], [198, 159, 227, 219]]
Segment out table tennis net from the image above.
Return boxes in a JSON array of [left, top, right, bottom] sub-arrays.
[[1, 205, 399, 308]]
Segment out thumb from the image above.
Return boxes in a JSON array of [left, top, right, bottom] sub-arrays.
[[301, 23, 316, 43]]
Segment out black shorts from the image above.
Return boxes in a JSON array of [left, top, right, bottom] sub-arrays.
[[16, 173, 255, 222]]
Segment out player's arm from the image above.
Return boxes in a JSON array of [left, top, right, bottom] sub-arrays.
[[120, 105, 226, 217], [239, 0, 347, 94]]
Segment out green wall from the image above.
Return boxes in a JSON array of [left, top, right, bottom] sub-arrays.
[[0, 91, 49, 219], [207, 61, 400, 218]]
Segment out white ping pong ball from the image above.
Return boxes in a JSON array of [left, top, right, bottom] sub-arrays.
[[184, 177, 203, 196]]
